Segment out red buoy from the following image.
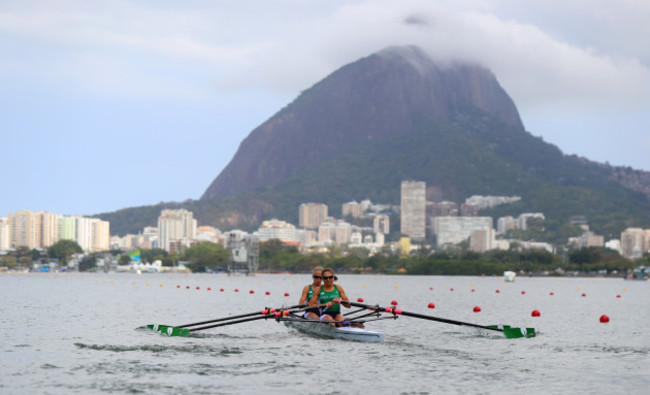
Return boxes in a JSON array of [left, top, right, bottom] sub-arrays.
[[471, 289, 475, 292], [521, 291, 526, 295], [265, 291, 270, 295], [284, 292, 289, 297], [234, 289, 239, 292], [177, 285, 180, 288], [391, 300, 398, 306], [473, 306, 481, 313], [220, 288, 224, 292], [207, 287, 211, 291], [495, 289, 500, 293], [549, 292, 554, 296], [196, 286, 200, 290], [429, 287, 433, 290], [427, 303, 435, 309], [582, 293, 586, 297], [531, 309, 541, 317], [450, 288, 454, 291], [186, 286, 190, 289], [249, 290, 254, 294], [600, 314, 610, 323], [357, 298, 364, 302], [616, 294, 621, 298]]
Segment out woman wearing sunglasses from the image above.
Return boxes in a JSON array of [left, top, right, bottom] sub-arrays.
[[308, 268, 350, 326], [299, 266, 323, 319]]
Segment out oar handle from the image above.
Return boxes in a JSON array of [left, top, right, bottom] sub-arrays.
[[347, 301, 503, 333]]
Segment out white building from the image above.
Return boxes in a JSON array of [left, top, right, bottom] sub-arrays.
[[257, 219, 296, 242], [195, 226, 220, 244], [432, 216, 493, 247], [158, 209, 197, 252], [373, 214, 390, 234], [335, 221, 352, 245], [0, 217, 9, 251], [517, 213, 545, 231], [465, 195, 521, 209], [401, 180, 426, 241], [318, 221, 336, 244], [497, 216, 517, 234], [620, 228, 645, 259]]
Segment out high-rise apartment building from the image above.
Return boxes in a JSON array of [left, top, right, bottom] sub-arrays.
[[91, 219, 110, 253], [318, 221, 336, 243], [400, 181, 426, 241], [158, 209, 197, 252], [373, 214, 390, 234], [8, 210, 38, 249], [620, 228, 645, 259], [75, 216, 93, 252], [0, 217, 10, 251], [342, 201, 362, 218], [8, 210, 58, 249], [6, 210, 109, 252], [58, 215, 76, 242], [299, 203, 328, 229], [335, 221, 352, 245]]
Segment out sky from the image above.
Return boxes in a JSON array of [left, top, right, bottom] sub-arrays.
[[1, 0, 649, 217]]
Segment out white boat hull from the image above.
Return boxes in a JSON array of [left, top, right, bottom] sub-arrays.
[[283, 319, 384, 342]]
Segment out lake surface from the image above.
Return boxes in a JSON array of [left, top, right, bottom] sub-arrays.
[[1, 272, 648, 394]]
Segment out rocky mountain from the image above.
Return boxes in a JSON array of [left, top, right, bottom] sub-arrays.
[[99, 46, 650, 237], [201, 46, 524, 201]]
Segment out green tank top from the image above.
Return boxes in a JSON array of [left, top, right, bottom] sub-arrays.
[[318, 285, 341, 313], [306, 284, 315, 303]]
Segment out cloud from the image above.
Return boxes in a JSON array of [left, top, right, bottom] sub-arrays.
[[1, 0, 649, 111]]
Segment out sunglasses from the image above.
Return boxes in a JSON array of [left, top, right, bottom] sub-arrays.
[[322, 276, 334, 280], [312, 275, 322, 279]]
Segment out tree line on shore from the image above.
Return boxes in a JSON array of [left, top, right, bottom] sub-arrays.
[[2, 239, 644, 276]]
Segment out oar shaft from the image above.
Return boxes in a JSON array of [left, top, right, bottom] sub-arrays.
[[188, 305, 310, 332], [347, 301, 502, 333], [178, 304, 306, 328], [189, 315, 272, 332]]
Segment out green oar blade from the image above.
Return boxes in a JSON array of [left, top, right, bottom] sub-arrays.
[[486, 325, 535, 338], [502, 327, 536, 339], [146, 324, 191, 337]]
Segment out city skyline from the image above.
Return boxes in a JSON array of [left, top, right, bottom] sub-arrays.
[[1, 1, 649, 217]]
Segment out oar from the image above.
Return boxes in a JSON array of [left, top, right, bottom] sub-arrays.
[[347, 301, 535, 339], [148, 305, 317, 337], [146, 304, 307, 336]]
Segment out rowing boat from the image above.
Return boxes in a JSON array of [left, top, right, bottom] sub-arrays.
[[145, 301, 535, 339], [282, 317, 384, 342]]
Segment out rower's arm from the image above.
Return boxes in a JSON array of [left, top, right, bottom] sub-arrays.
[[299, 285, 309, 304], [337, 285, 351, 308], [308, 287, 320, 307]]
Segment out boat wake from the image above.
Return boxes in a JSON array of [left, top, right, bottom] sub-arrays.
[[73, 342, 243, 355]]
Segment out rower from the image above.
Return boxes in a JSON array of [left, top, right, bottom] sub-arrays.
[[308, 268, 354, 327], [299, 267, 323, 320]]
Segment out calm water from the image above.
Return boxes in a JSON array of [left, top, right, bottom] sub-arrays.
[[1, 272, 648, 394]]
